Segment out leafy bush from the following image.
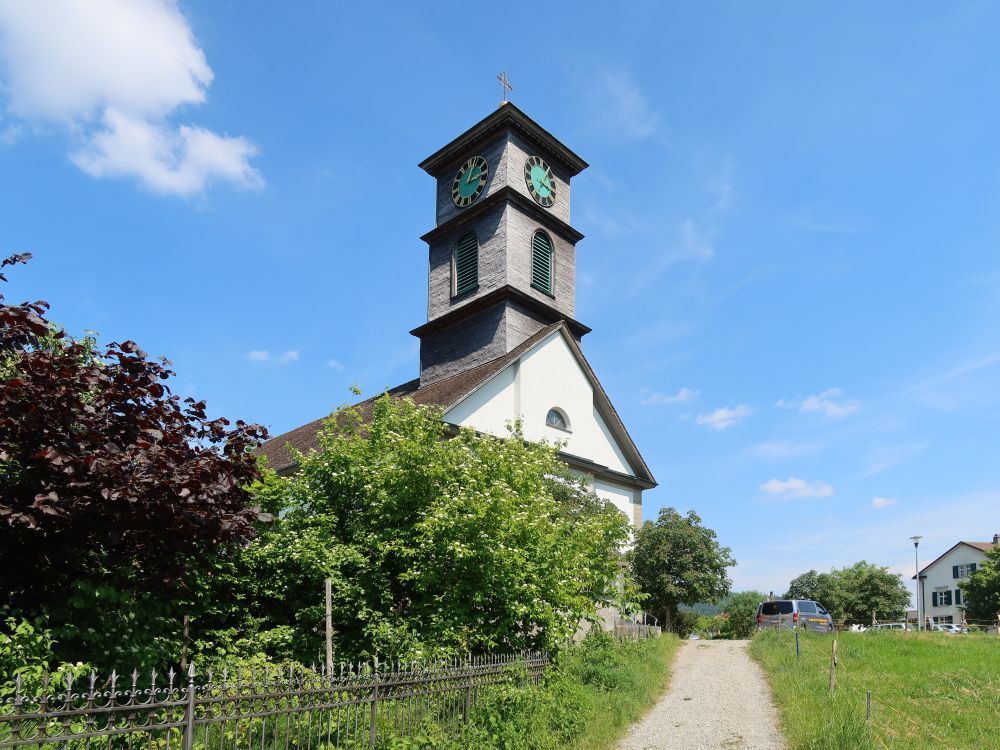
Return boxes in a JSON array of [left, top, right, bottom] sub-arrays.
[[388, 631, 679, 750]]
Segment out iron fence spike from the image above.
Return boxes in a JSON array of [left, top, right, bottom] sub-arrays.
[[14, 673, 22, 698], [187, 661, 195, 679]]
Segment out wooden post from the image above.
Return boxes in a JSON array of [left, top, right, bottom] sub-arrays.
[[829, 639, 838, 693], [866, 690, 872, 722], [180, 614, 190, 672], [795, 629, 800, 659], [324, 578, 334, 676]]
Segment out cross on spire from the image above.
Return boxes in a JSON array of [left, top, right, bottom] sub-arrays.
[[497, 72, 513, 104]]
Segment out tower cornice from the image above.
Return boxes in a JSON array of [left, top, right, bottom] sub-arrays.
[[420, 186, 585, 245], [418, 102, 588, 177], [409, 284, 591, 340]]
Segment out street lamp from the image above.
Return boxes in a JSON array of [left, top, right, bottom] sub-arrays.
[[910, 536, 923, 631]]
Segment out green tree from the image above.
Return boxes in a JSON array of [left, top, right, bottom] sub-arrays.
[[219, 395, 633, 661], [630, 508, 734, 632], [961, 545, 1000, 625], [784, 562, 909, 623], [720, 590, 766, 639]]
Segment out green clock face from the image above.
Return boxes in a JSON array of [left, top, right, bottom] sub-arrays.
[[524, 156, 556, 207], [452, 155, 489, 207]]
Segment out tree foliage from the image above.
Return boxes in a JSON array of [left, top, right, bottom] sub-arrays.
[[0, 254, 267, 611], [629, 507, 734, 631], [784, 562, 910, 623], [220, 395, 634, 661], [720, 590, 766, 639], [961, 545, 1000, 624]]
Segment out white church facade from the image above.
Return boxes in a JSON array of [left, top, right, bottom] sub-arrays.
[[261, 103, 655, 528]]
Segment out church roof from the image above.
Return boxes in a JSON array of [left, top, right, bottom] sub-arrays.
[[418, 102, 588, 177], [258, 322, 656, 487]]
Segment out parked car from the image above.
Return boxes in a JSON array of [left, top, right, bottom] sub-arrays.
[[932, 623, 966, 634], [756, 599, 834, 632], [869, 622, 909, 632]]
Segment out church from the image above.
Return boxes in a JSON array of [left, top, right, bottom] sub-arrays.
[[261, 102, 656, 529]]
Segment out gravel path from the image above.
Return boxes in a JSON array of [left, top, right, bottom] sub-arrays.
[[617, 639, 787, 750]]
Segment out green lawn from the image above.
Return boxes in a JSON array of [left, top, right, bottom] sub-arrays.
[[749, 629, 1000, 750]]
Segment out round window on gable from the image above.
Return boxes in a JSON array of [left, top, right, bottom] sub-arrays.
[[546, 408, 570, 431]]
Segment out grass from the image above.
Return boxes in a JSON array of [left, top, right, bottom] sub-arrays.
[[390, 631, 681, 750], [749, 629, 1000, 750]]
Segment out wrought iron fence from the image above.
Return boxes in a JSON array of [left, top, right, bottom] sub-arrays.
[[0, 652, 549, 750]]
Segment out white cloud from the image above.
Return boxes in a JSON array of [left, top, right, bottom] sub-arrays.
[[695, 404, 752, 430], [678, 219, 715, 261], [0, 0, 262, 195], [751, 441, 820, 460], [863, 442, 927, 477], [872, 496, 898, 509], [586, 66, 659, 139], [246, 349, 298, 366], [327, 358, 345, 371], [640, 387, 699, 406], [778, 387, 860, 418], [760, 477, 834, 499]]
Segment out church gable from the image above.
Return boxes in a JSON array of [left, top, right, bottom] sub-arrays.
[[443, 328, 649, 482]]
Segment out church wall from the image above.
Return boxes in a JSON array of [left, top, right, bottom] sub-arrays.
[[426, 203, 508, 322], [505, 131, 572, 225], [504, 301, 551, 351], [517, 335, 632, 476], [442, 364, 518, 427], [591, 479, 639, 529], [434, 133, 508, 226], [444, 332, 634, 477], [505, 214, 576, 318], [418, 303, 506, 385], [431, 131, 572, 228]]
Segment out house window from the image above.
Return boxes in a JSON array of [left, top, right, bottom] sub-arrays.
[[531, 230, 553, 295], [953, 563, 978, 578], [932, 590, 952, 607], [545, 408, 570, 431], [454, 232, 479, 296], [955, 589, 963, 605]]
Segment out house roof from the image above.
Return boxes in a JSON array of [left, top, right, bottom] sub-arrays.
[[258, 322, 656, 487], [912, 540, 995, 579]]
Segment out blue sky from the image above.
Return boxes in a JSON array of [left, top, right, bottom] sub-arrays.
[[1, 1, 998, 596]]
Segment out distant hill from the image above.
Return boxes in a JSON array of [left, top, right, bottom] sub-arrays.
[[680, 602, 722, 616]]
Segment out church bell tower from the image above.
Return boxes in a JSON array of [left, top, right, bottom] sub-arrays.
[[411, 103, 591, 385]]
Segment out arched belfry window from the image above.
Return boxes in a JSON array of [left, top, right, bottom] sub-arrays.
[[546, 407, 570, 431], [454, 231, 479, 296], [531, 230, 553, 295]]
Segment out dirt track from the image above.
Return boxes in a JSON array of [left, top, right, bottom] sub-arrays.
[[617, 639, 787, 750]]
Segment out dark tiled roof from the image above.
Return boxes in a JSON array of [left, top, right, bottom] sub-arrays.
[[259, 323, 563, 474]]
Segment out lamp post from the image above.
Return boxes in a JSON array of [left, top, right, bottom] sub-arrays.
[[910, 536, 923, 631]]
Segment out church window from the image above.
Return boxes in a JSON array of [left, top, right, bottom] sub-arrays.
[[546, 408, 570, 431], [453, 232, 479, 296], [531, 230, 553, 295]]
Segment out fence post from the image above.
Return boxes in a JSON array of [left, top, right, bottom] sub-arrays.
[[324, 579, 334, 676], [866, 690, 872, 722], [183, 661, 196, 750], [795, 629, 800, 659], [828, 639, 837, 694], [369, 658, 379, 748], [463, 653, 472, 724]]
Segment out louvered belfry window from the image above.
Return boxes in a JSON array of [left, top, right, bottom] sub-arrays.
[[531, 230, 553, 294], [454, 232, 479, 296]]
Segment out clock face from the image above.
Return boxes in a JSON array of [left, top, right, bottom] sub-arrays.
[[452, 155, 489, 207], [524, 156, 556, 207]]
